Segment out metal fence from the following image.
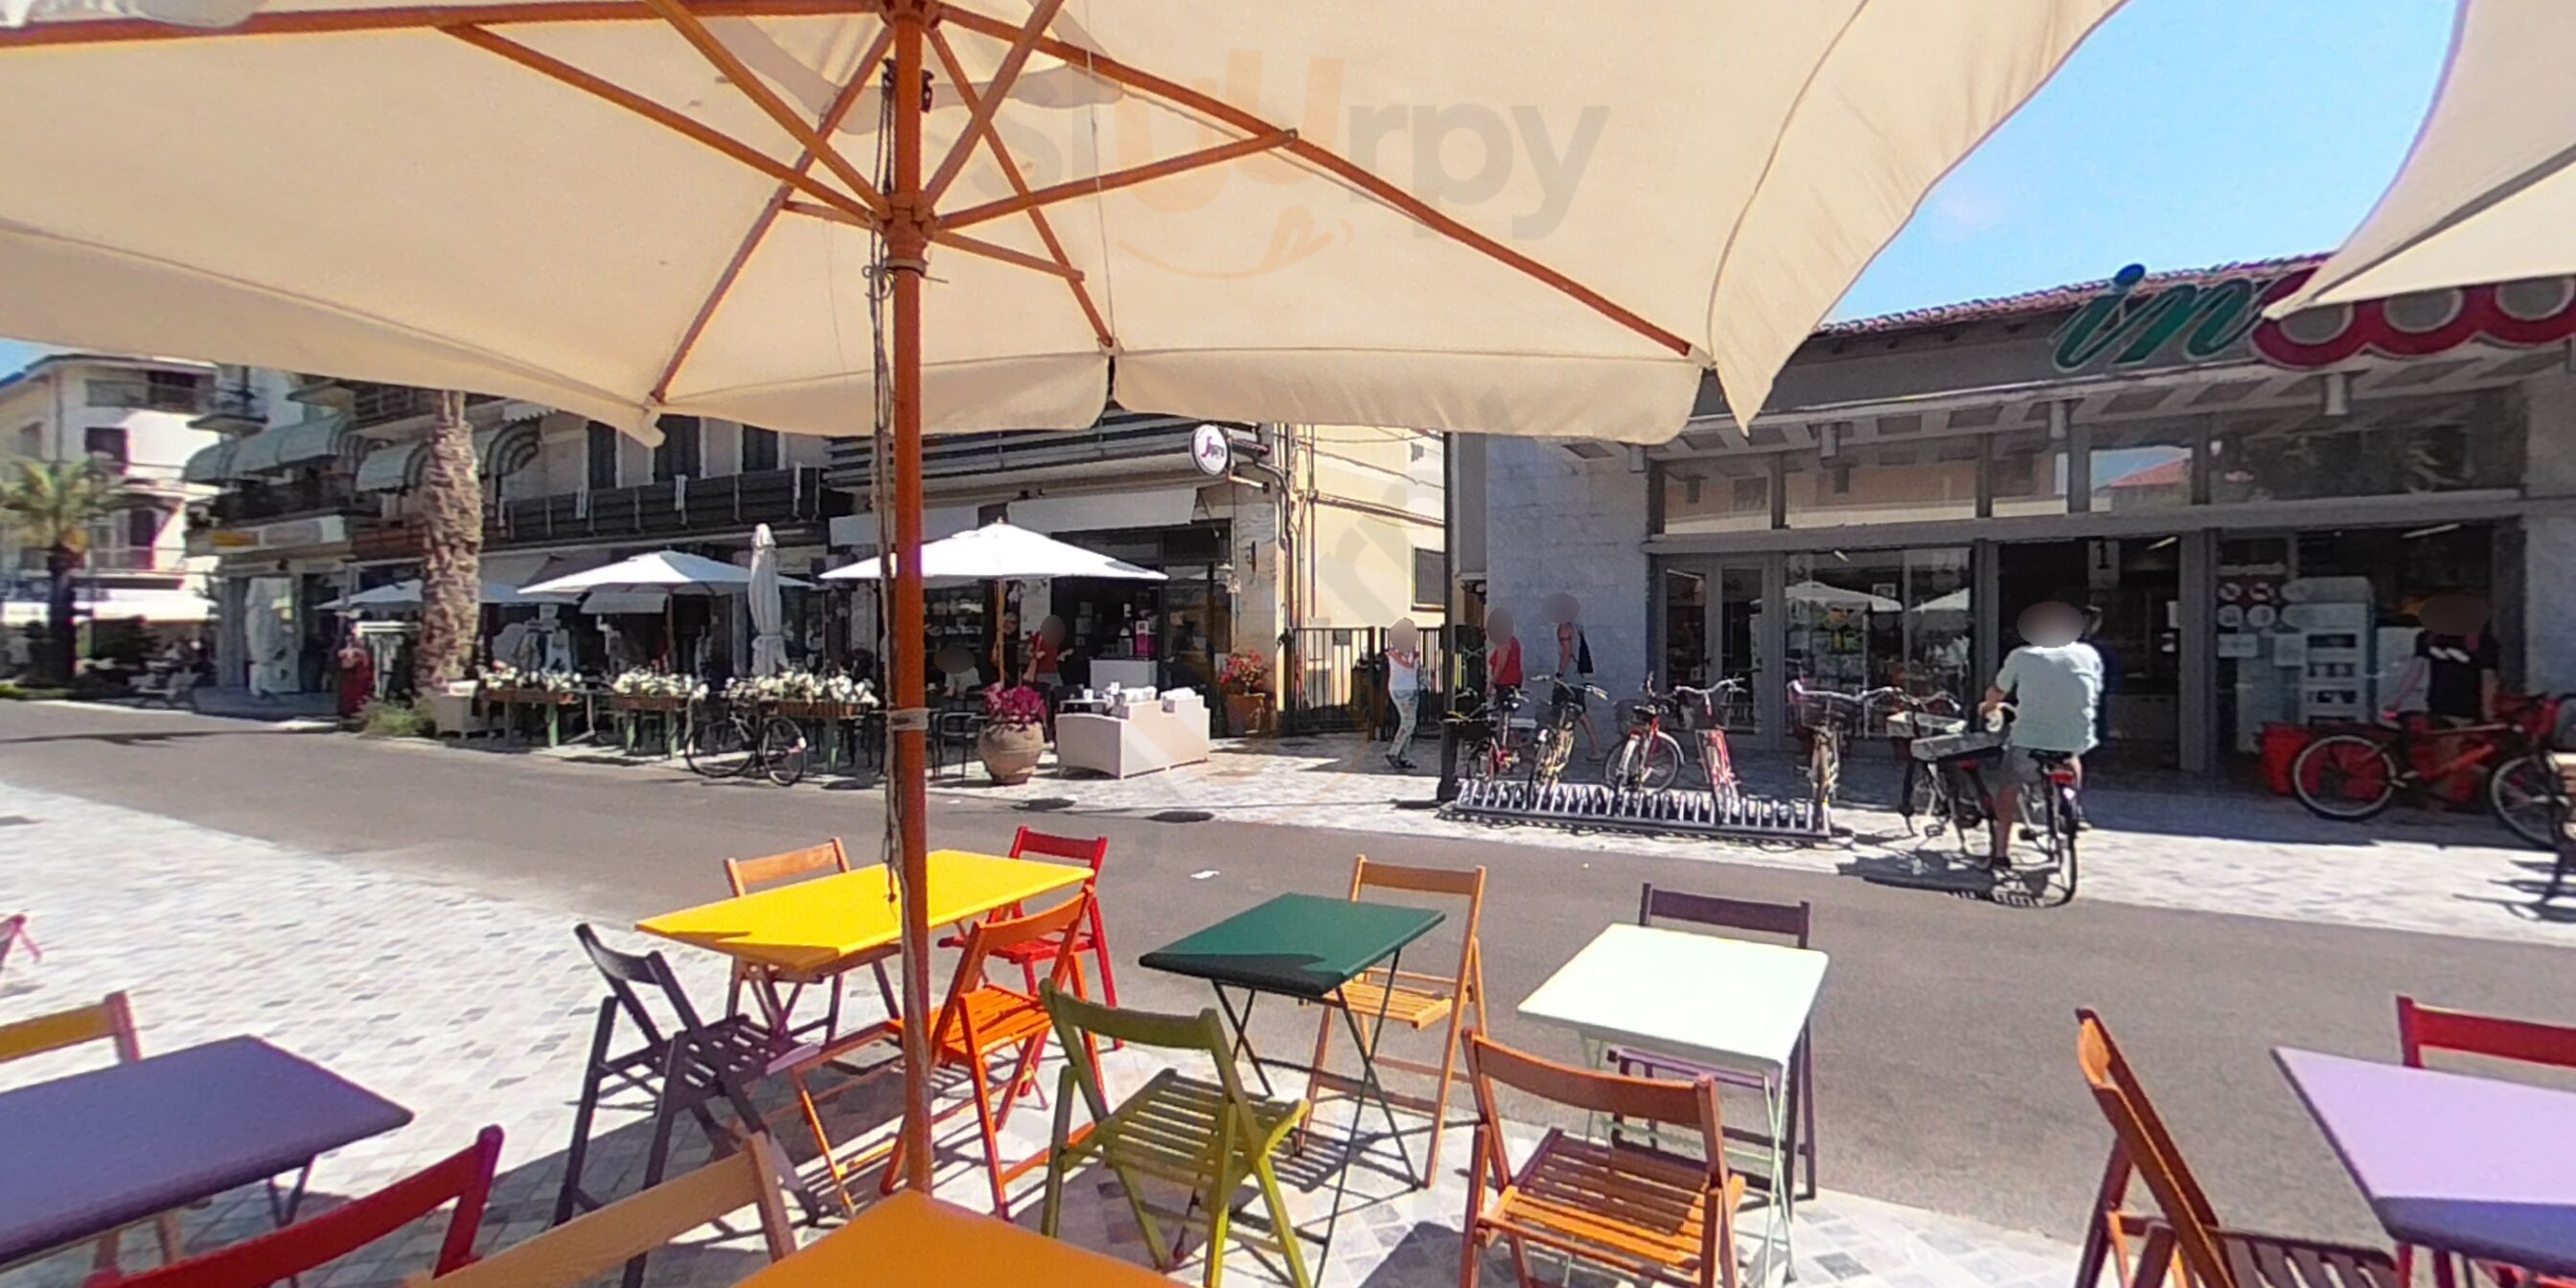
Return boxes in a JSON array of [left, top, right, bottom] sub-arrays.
[[1279, 624, 1478, 735]]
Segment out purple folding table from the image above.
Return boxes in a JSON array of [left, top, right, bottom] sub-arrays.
[[0, 1036, 412, 1272], [2275, 1046, 2576, 1280]]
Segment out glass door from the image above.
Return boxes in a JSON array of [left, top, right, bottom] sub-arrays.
[[1659, 559, 1764, 732]]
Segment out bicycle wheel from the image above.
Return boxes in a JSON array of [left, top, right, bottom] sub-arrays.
[[2290, 734, 2400, 821], [684, 711, 756, 778], [2488, 752, 2562, 850], [1635, 731, 1684, 791], [758, 715, 810, 787], [1604, 734, 1648, 790], [1807, 729, 1841, 805]]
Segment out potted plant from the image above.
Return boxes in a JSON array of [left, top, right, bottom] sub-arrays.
[[978, 683, 1048, 785], [1219, 651, 1274, 737]]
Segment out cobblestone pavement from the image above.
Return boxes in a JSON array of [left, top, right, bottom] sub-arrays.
[[0, 779, 2074, 1288], [894, 734, 2575, 949]]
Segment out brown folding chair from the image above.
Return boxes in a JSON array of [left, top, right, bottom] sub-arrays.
[[723, 839, 896, 1042], [1460, 1030, 1743, 1288], [1300, 856, 1486, 1183], [1614, 885, 1819, 1201], [794, 892, 1092, 1217], [0, 993, 183, 1271], [2075, 1009, 2397, 1288], [408, 1133, 795, 1288], [2396, 997, 2576, 1288]]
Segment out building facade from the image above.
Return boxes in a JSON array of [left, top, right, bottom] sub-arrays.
[[0, 353, 218, 642], [1467, 258, 2576, 778]]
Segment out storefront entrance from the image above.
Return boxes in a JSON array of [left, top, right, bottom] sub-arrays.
[[1998, 538, 2183, 769], [1658, 561, 1765, 732]]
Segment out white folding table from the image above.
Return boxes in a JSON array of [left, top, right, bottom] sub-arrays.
[[1517, 923, 1829, 1282]]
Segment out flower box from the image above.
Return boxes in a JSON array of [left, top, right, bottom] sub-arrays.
[[774, 700, 873, 721], [610, 693, 691, 714]]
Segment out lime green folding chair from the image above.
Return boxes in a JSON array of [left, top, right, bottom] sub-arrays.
[[1038, 983, 1313, 1288]]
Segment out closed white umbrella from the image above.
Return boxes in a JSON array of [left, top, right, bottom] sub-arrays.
[[820, 519, 1164, 583], [748, 522, 787, 677], [2268, 0, 2576, 313]]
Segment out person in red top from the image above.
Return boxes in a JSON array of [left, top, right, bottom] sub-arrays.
[[1486, 609, 1523, 699]]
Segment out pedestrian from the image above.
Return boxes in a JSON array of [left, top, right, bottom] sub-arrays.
[[2384, 592, 2500, 806], [1384, 618, 1422, 771], [1545, 591, 1599, 759], [1981, 599, 2102, 868], [1485, 609, 1522, 703], [334, 629, 376, 722], [1023, 614, 1066, 734]]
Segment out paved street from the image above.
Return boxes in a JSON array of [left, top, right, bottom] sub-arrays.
[[1, 698, 2570, 1259]]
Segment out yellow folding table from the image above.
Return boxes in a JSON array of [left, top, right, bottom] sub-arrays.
[[740, 1190, 1169, 1287]]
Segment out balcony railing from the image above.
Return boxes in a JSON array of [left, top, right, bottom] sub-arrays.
[[195, 384, 265, 426], [84, 380, 205, 414], [348, 385, 503, 428], [83, 546, 168, 572], [197, 477, 369, 527], [487, 468, 841, 545]]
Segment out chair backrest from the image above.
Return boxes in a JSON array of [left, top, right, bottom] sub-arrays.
[[1010, 827, 1111, 876], [1463, 1030, 1725, 1185], [2399, 995, 2576, 1073], [104, 1126, 502, 1288], [410, 1133, 794, 1288], [724, 840, 850, 897], [1349, 856, 1485, 984], [935, 894, 1092, 1041], [2076, 1010, 2233, 1288], [1040, 984, 1263, 1139], [0, 991, 139, 1067], [1638, 884, 1811, 948], [574, 923, 709, 1048]]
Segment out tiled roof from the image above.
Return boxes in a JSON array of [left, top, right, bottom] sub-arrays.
[[1818, 253, 2330, 337]]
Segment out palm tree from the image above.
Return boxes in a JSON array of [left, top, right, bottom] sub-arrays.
[[413, 389, 483, 693], [0, 459, 148, 682]]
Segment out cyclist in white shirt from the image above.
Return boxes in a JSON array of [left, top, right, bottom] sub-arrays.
[[1981, 600, 2103, 867]]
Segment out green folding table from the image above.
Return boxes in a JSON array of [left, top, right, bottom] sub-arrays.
[[1140, 891, 1444, 1276]]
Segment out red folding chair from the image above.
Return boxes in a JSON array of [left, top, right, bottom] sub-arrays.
[[85, 1126, 503, 1288], [941, 829, 1119, 1010], [2397, 997, 2576, 1288]]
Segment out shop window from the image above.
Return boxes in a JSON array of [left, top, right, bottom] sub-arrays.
[[14, 424, 38, 456], [1988, 427, 2074, 518], [1412, 547, 1445, 611], [1656, 458, 1770, 534], [2209, 393, 2512, 506], [1784, 546, 1973, 715], [126, 506, 160, 549], [2089, 422, 2197, 512], [83, 426, 128, 469], [740, 425, 781, 472], [650, 415, 702, 482], [1782, 440, 1978, 528]]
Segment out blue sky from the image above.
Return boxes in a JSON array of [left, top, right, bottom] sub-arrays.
[[0, 0, 2457, 376]]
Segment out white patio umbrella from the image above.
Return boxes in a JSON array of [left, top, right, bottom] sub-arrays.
[[819, 518, 1164, 583], [1786, 580, 1901, 613], [748, 521, 787, 677], [0, 0, 2121, 1187], [2268, 0, 2576, 312], [320, 578, 573, 610], [524, 549, 807, 673]]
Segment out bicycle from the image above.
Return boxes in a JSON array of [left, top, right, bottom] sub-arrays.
[[1902, 704, 2082, 906], [1604, 678, 1744, 793], [1787, 679, 1903, 808], [1525, 676, 1606, 789], [1452, 684, 1526, 784], [2289, 693, 2566, 848], [684, 701, 812, 787]]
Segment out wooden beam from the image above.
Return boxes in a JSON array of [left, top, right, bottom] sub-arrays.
[[445, 25, 884, 231], [938, 129, 1293, 232], [919, 0, 1064, 208], [928, 25, 1112, 350], [639, 0, 887, 215], [779, 199, 1065, 280], [940, 4, 1692, 357], [653, 25, 891, 402], [0, 0, 878, 50]]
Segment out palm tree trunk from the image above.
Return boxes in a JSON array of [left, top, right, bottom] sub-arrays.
[[414, 390, 483, 694], [42, 542, 77, 683]]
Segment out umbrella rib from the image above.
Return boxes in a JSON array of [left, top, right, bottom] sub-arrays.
[[0, 0, 879, 50], [653, 23, 893, 403], [780, 200, 1070, 280], [919, 0, 1065, 209], [928, 25, 1114, 350], [936, 4, 1691, 358], [444, 26, 883, 232], [938, 130, 1295, 233], [639, 0, 889, 217]]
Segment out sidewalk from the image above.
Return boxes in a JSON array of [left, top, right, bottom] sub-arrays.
[[0, 779, 2074, 1288]]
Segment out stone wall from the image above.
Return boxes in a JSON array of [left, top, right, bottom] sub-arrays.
[[1481, 439, 1651, 701], [2522, 374, 2576, 693]]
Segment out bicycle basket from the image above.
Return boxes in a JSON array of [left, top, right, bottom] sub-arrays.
[[1910, 728, 2008, 764]]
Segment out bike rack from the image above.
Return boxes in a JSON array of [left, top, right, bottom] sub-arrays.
[[1441, 781, 1834, 843]]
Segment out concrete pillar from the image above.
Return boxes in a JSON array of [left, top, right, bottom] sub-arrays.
[[2520, 375, 2576, 691]]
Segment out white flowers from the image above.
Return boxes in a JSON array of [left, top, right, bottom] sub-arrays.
[[720, 668, 880, 708], [610, 669, 699, 699]]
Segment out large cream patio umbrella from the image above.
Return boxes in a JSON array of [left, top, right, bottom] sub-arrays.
[[2269, 0, 2576, 312], [0, 0, 2121, 1188]]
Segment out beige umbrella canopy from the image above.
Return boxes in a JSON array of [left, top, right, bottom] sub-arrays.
[[0, 0, 2122, 1188], [2269, 0, 2576, 313]]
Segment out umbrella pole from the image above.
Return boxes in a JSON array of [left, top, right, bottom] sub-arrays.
[[886, 0, 935, 1195]]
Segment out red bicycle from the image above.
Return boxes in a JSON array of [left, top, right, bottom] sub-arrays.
[[2289, 693, 2567, 849]]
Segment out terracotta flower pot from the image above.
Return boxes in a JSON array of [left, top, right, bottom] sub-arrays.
[[978, 722, 1046, 785], [1223, 691, 1274, 737]]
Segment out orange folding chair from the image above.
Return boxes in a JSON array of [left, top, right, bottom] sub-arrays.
[[1300, 856, 1486, 1183], [2075, 1009, 2397, 1288], [0, 993, 182, 1272], [794, 891, 1092, 1217], [722, 839, 896, 1041], [2396, 996, 2576, 1288], [1460, 1030, 1743, 1288]]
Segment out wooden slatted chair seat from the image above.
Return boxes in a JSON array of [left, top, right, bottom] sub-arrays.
[[1330, 973, 1456, 1029], [2128, 1222, 2402, 1288], [1065, 1068, 1305, 1193], [1493, 1129, 1748, 1282]]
